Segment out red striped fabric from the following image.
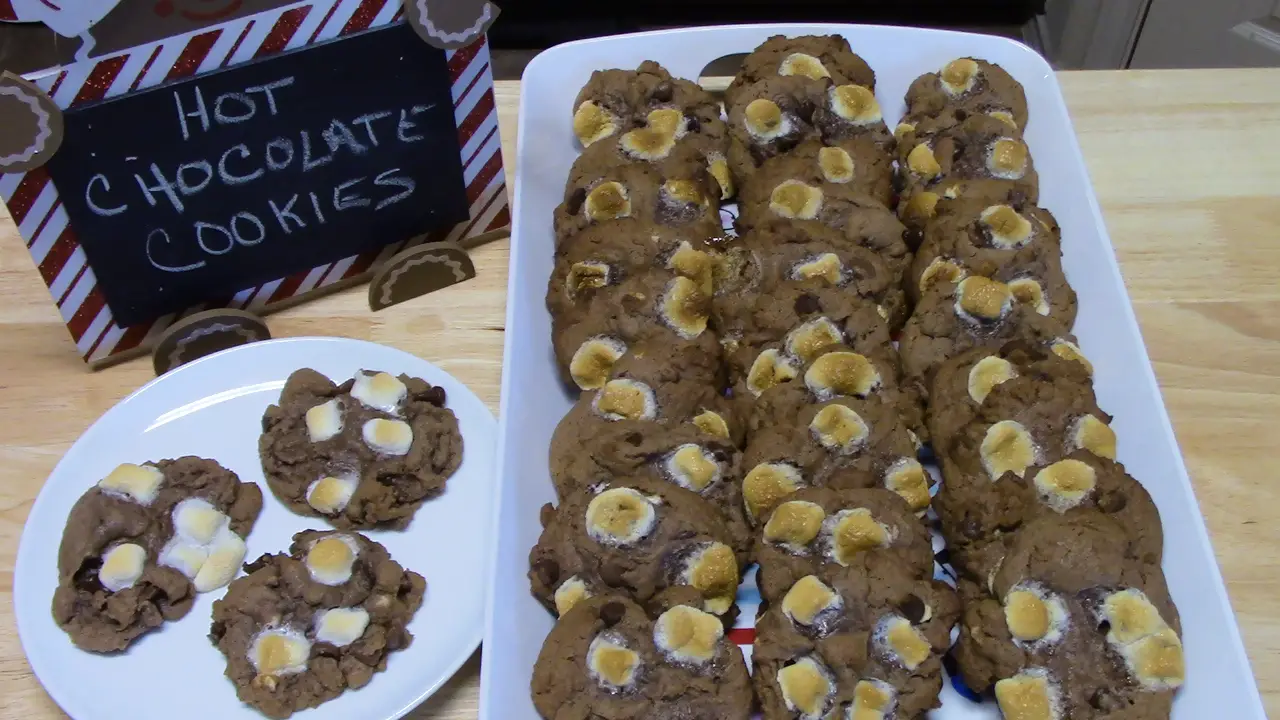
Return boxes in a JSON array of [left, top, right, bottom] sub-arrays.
[[6, 167, 50, 226]]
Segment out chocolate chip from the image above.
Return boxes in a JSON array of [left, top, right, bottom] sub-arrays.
[[651, 82, 673, 103], [1007, 190, 1028, 208], [904, 227, 924, 251], [539, 502, 556, 528], [599, 601, 626, 627], [566, 187, 586, 215], [532, 558, 560, 587], [797, 101, 817, 123], [424, 385, 447, 406], [1098, 619, 1111, 634], [685, 113, 701, 133], [891, 171, 906, 194], [1098, 491, 1128, 514], [794, 293, 821, 315], [899, 594, 927, 623], [954, 109, 968, 121], [625, 432, 643, 446], [600, 562, 627, 586]]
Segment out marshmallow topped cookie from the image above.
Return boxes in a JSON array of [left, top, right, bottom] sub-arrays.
[[531, 595, 753, 719], [210, 530, 425, 719], [903, 57, 1029, 133], [53, 457, 262, 652], [259, 368, 462, 529]]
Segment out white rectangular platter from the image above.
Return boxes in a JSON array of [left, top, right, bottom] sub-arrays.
[[481, 24, 1266, 719]]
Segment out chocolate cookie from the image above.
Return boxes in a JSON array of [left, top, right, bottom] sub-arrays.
[[716, 282, 894, 390], [944, 450, 1164, 581], [548, 242, 715, 329], [554, 162, 721, 242], [951, 512, 1183, 718], [740, 136, 893, 213], [552, 275, 724, 391], [903, 57, 1029, 133], [910, 203, 1076, 327], [259, 368, 462, 529], [896, 114, 1038, 229], [928, 341, 1095, 447], [531, 596, 753, 719], [572, 61, 722, 149], [209, 530, 425, 719], [725, 34, 876, 109], [741, 396, 929, 521], [752, 487, 934, 603], [744, 344, 927, 449], [736, 193, 910, 283], [752, 569, 959, 720], [897, 276, 1075, 383], [52, 458, 263, 652], [528, 477, 746, 618]]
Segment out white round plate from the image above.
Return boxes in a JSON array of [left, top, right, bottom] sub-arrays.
[[14, 337, 496, 720]]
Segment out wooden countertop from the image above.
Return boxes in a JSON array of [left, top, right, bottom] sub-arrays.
[[1, 70, 1278, 719]]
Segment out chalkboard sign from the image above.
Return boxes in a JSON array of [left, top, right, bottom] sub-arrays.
[[45, 22, 468, 328]]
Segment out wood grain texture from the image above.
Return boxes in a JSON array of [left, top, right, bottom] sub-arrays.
[[0, 71, 1277, 719]]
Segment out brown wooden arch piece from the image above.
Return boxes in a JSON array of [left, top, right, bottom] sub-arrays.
[[368, 241, 477, 311], [152, 308, 271, 375], [0, 71, 63, 173], [403, 0, 499, 49]]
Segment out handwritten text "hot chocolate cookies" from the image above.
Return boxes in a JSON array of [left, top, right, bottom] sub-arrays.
[[81, 77, 427, 274]]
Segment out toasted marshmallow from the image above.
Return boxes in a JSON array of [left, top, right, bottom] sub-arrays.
[[573, 101, 617, 146], [885, 458, 931, 512], [570, 337, 627, 390], [173, 497, 228, 545], [664, 444, 721, 493], [99, 543, 147, 592], [995, 669, 1061, 720], [850, 679, 896, 719], [306, 399, 344, 443], [876, 615, 931, 670], [585, 488, 657, 546], [249, 626, 311, 677], [763, 501, 826, 548], [681, 542, 738, 614], [940, 58, 979, 95], [362, 418, 413, 456], [743, 462, 804, 521], [654, 605, 722, 664], [779, 52, 830, 79], [98, 463, 165, 505], [587, 633, 640, 689], [594, 379, 657, 422], [314, 607, 371, 647], [782, 575, 842, 628], [351, 371, 407, 413], [981, 420, 1037, 480], [307, 474, 359, 515], [306, 534, 360, 586], [158, 541, 208, 580], [1005, 583, 1069, 646], [554, 576, 591, 616], [968, 355, 1017, 404], [777, 656, 834, 719], [827, 508, 892, 565]]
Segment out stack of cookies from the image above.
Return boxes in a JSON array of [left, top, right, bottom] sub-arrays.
[[533, 61, 757, 718], [895, 59, 1186, 717], [721, 36, 958, 719]]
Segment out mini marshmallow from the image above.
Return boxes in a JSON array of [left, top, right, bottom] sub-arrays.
[[779, 52, 830, 79], [744, 98, 790, 140], [646, 108, 686, 137], [585, 488, 657, 546], [747, 349, 800, 397], [662, 179, 704, 207], [98, 463, 165, 505], [570, 337, 627, 390], [573, 101, 617, 146], [193, 532, 247, 592], [1009, 278, 1049, 315], [777, 656, 835, 719], [306, 399, 344, 443], [1005, 583, 1069, 646], [907, 143, 941, 178], [876, 615, 931, 670], [1071, 414, 1117, 460], [804, 351, 882, 400], [968, 355, 1018, 404], [306, 534, 360, 586], [817, 146, 854, 184], [307, 474, 359, 515], [567, 261, 612, 299], [667, 241, 714, 295], [792, 253, 844, 285], [681, 542, 738, 614], [661, 276, 709, 338], [362, 418, 414, 456], [692, 410, 731, 439], [884, 458, 931, 512], [707, 155, 735, 199], [314, 607, 371, 647], [620, 127, 676, 160], [99, 543, 147, 592], [995, 669, 1061, 720], [763, 500, 826, 548], [351, 371, 407, 413], [919, 256, 967, 292], [830, 84, 882, 125], [249, 626, 312, 677], [940, 58, 979, 95], [593, 379, 658, 422], [1033, 459, 1097, 513], [585, 181, 631, 221], [743, 462, 805, 521], [770, 180, 824, 220], [653, 605, 722, 664], [587, 633, 640, 689], [786, 317, 844, 364], [173, 497, 227, 545], [981, 205, 1033, 248], [988, 138, 1029, 179], [810, 404, 869, 454], [981, 420, 1037, 480], [554, 576, 591, 616], [827, 508, 892, 565], [158, 541, 208, 580], [782, 575, 842, 628], [850, 679, 896, 720], [956, 276, 1013, 322], [1050, 338, 1093, 375], [664, 444, 720, 493]]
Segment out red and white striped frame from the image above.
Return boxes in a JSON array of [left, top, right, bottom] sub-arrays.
[[0, 0, 508, 366]]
